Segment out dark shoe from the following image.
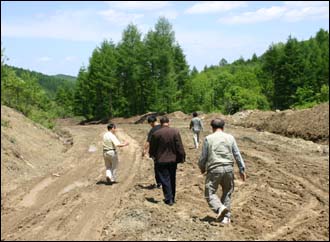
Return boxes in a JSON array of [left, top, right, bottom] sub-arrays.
[[106, 177, 111, 184], [164, 199, 174, 206]]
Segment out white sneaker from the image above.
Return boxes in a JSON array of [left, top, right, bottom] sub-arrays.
[[220, 217, 231, 224], [216, 205, 228, 221]]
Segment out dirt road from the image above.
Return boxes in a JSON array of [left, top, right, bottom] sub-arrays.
[[1, 114, 329, 240], [1, 124, 144, 240]]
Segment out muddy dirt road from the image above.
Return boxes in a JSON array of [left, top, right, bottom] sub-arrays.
[[1, 113, 329, 240]]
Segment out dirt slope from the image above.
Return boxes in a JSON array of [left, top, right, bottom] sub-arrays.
[[229, 103, 329, 144], [1, 105, 329, 241]]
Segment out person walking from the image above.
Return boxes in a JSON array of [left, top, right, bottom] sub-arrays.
[[189, 112, 203, 149], [149, 116, 186, 206], [103, 123, 129, 184], [198, 118, 246, 224], [142, 115, 162, 188]]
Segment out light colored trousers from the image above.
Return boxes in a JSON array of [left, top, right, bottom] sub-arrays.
[[205, 169, 234, 218], [192, 130, 200, 148], [103, 150, 118, 181]]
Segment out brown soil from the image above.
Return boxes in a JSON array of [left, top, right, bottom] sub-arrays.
[[1, 104, 329, 241], [229, 103, 329, 145]]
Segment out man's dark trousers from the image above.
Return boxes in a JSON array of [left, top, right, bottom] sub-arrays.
[[156, 162, 177, 203], [154, 161, 161, 186]]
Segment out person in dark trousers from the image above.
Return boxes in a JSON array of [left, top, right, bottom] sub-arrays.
[[142, 115, 162, 188], [149, 116, 186, 206], [198, 118, 246, 224]]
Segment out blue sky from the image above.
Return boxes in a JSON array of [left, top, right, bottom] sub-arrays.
[[1, 1, 329, 76]]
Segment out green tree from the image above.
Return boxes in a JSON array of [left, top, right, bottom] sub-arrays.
[[117, 24, 145, 116]]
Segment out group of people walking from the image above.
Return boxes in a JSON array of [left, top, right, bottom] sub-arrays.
[[102, 113, 246, 224]]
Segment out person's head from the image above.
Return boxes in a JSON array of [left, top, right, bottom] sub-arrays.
[[147, 115, 157, 127], [107, 123, 116, 132], [160, 116, 170, 126], [210, 118, 225, 131], [193, 112, 198, 117]]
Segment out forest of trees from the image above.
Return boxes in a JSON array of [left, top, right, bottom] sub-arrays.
[[1, 17, 329, 126], [1, 56, 76, 128]]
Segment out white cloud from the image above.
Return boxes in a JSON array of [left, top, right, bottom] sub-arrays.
[[64, 56, 76, 62], [1, 9, 121, 42], [104, 1, 171, 11], [219, 6, 286, 24], [284, 6, 329, 22], [185, 1, 247, 14], [284, 1, 329, 8], [98, 9, 144, 26], [157, 10, 179, 20], [37, 56, 52, 62], [219, 2, 329, 24]]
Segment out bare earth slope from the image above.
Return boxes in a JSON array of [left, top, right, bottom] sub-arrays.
[[1, 104, 329, 241], [230, 103, 329, 144]]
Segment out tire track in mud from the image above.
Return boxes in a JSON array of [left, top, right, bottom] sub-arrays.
[[234, 131, 329, 240], [2, 125, 142, 241], [259, 197, 320, 241]]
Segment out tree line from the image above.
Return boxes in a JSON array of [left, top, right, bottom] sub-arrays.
[[74, 18, 329, 119], [1, 17, 329, 127], [185, 28, 329, 114]]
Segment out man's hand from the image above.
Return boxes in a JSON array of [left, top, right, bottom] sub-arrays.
[[240, 172, 246, 181], [142, 150, 147, 157]]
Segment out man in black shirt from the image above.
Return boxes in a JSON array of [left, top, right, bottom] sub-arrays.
[[142, 115, 162, 188]]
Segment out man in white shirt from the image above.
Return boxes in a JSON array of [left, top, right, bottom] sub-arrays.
[[103, 123, 129, 183], [189, 112, 203, 149]]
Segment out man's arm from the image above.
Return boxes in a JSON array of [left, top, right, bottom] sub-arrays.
[[149, 134, 157, 159], [142, 141, 149, 157], [175, 131, 186, 163], [198, 138, 208, 173], [232, 138, 246, 181], [143, 129, 153, 157]]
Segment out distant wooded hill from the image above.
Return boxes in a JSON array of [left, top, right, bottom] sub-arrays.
[[5, 65, 76, 98]]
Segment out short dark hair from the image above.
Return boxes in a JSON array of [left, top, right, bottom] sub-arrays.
[[210, 119, 225, 129], [147, 115, 157, 123], [193, 112, 198, 117], [107, 123, 116, 130], [160, 116, 169, 124]]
